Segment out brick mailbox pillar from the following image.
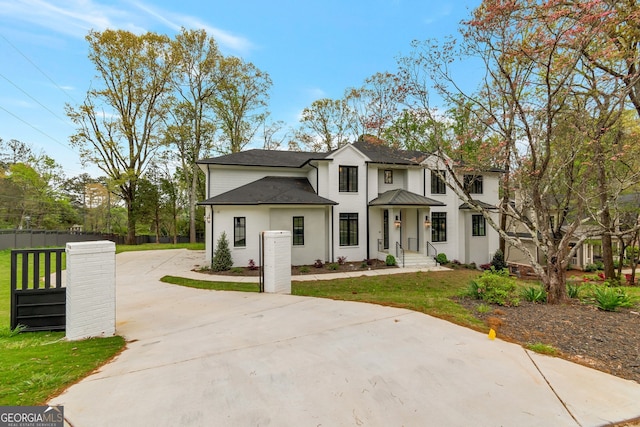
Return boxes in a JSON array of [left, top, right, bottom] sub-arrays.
[[65, 241, 116, 341], [262, 231, 291, 294]]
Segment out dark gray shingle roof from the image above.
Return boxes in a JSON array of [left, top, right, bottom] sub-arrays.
[[197, 149, 329, 168], [352, 140, 426, 165], [199, 176, 337, 206], [369, 189, 445, 206], [459, 201, 498, 210]]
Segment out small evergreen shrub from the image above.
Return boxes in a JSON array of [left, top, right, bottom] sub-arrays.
[[490, 249, 507, 271], [435, 253, 448, 264], [211, 231, 233, 272], [385, 254, 396, 266], [468, 267, 519, 306]]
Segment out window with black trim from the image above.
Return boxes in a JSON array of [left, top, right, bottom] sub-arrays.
[[431, 170, 446, 194], [384, 169, 393, 184], [339, 166, 358, 192], [234, 217, 246, 247], [472, 214, 486, 236], [293, 216, 304, 246], [339, 213, 358, 246], [431, 212, 447, 242], [464, 174, 483, 194]]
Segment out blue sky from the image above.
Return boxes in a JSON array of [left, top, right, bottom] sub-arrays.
[[0, 0, 481, 177]]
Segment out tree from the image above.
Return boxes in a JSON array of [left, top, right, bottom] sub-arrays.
[[166, 28, 220, 243], [66, 29, 176, 244], [210, 56, 272, 154], [211, 231, 233, 271], [401, 0, 616, 303], [296, 98, 356, 152]]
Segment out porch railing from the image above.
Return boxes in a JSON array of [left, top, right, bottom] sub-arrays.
[[395, 242, 405, 268], [426, 241, 438, 259]]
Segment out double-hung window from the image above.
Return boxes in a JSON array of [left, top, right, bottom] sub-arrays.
[[339, 166, 358, 192], [339, 213, 358, 246], [464, 174, 483, 194], [431, 170, 446, 194]]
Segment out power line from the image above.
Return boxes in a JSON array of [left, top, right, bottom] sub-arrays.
[[0, 104, 75, 153]]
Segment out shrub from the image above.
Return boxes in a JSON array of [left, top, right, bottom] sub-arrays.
[[593, 286, 634, 312], [468, 267, 519, 306], [521, 285, 547, 303], [337, 256, 347, 265], [230, 267, 244, 274], [360, 262, 368, 269], [479, 263, 492, 270], [211, 232, 233, 271], [327, 263, 340, 270], [298, 266, 310, 273], [248, 259, 258, 270], [435, 253, 448, 264], [490, 249, 507, 271], [385, 254, 396, 266], [314, 259, 324, 268], [566, 283, 580, 299]]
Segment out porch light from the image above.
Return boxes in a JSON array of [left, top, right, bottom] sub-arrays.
[[424, 215, 431, 228], [394, 216, 401, 228], [205, 213, 211, 223]]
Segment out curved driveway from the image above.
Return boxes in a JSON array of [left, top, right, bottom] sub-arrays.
[[51, 249, 640, 426]]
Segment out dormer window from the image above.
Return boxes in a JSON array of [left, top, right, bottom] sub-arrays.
[[339, 166, 358, 192], [384, 169, 393, 184]]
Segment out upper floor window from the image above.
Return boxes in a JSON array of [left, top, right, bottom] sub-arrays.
[[293, 216, 304, 246], [339, 166, 358, 192], [431, 170, 446, 194], [384, 169, 393, 184], [464, 174, 483, 194], [339, 213, 358, 246], [431, 212, 447, 242], [234, 217, 246, 247], [472, 214, 486, 236]]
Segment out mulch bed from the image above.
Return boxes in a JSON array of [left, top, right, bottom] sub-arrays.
[[205, 260, 397, 277], [458, 297, 640, 384]]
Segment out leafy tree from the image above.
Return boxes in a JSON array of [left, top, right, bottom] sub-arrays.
[[296, 98, 356, 152], [210, 56, 272, 153], [66, 29, 176, 244], [211, 231, 233, 271]]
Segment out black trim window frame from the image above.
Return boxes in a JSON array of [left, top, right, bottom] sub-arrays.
[[339, 213, 358, 246], [293, 216, 304, 246], [464, 174, 483, 194], [431, 170, 446, 194], [384, 169, 393, 184], [339, 165, 358, 192], [234, 217, 246, 247], [431, 212, 447, 242], [472, 214, 486, 236]]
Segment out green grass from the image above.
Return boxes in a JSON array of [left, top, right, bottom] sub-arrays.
[[525, 342, 559, 356], [161, 269, 486, 330], [0, 329, 124, 405]]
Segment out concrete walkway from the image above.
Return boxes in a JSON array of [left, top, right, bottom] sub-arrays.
[[50, 249, 640, 426]]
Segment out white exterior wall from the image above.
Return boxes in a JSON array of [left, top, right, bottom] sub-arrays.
[[270, 207, 328, 265], [212, 206, 269, 267], [326, 145, 369, 262], [208, 166, 310, 198]]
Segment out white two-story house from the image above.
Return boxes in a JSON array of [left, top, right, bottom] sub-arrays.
[[197, 139, 501, 268]]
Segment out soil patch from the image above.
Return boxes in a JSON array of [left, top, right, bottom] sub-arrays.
[[203, 259, 398, 277]]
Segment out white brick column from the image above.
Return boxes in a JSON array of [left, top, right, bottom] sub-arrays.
[[66, 241, 116, 341], [262, 231, 291, 294]]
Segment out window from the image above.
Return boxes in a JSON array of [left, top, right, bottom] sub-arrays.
[[472, 214, 486, 236], [431, 212, 447, 242], [464, 174, 483, 194], [339, 213, 358, 246], [431, 170, 446, 194], [339, 166, 358, 192], [384, 169, 393, 184], [293, 216, 304, 246], [233, 217, 246, 247]]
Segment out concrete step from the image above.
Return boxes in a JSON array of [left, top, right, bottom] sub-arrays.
[[399, 253, 438, 268]]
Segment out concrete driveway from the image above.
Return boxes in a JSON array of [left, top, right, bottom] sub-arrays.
[[51, 249, 640, 426]]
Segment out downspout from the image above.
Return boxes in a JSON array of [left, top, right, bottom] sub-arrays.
[[309, 162, 319, 194], [330, 205, 334, 262], [366, 163, 370, 260]]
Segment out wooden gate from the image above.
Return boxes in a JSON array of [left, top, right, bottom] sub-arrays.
[[10, 248, 66, 332]]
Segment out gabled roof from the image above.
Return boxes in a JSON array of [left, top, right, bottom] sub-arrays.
[[352, 140, 427, 165], [198, 176, 337, 206], [459, 201, 499, 210], [369, 189, 445, 206], [197, 149, 329, 168]]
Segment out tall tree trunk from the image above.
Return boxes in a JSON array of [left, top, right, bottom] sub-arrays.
[[189, 172, 197, 243], [126, 202, 136, 245], [543, 255, 568, 304]]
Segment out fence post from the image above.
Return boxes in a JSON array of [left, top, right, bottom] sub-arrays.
[[65, 241, 116, 341]]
